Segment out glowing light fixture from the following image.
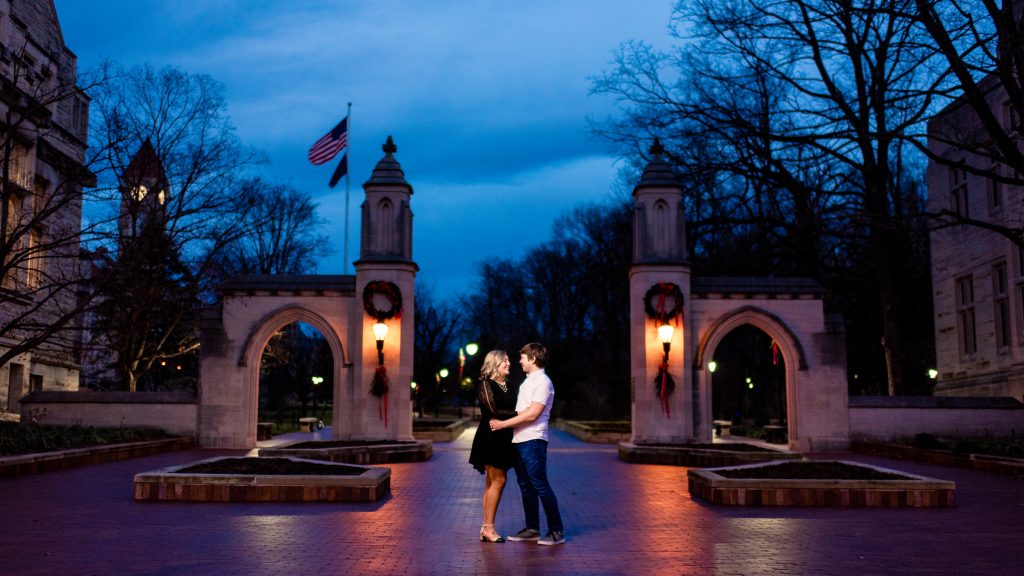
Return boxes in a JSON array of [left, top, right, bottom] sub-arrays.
[[658, 324, 674, 360], [928, 369, 938, 379], [465, 342, 479, 356], [373, 322, 388, 365], [708, 360, 717, 373]]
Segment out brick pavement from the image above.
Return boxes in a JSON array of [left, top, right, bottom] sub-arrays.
[[0, 426, 1021, 575]]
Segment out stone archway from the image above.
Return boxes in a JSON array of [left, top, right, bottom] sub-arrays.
[[198, 276, 360, 448], [695, 306, 806, 449], [239, 305, 351, 444]]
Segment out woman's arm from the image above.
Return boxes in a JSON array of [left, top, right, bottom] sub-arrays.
[[489, 401, 544, 431]]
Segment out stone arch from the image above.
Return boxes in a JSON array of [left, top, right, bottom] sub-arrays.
[[694, 305, 807, 449], [239, 305, 351, 444]]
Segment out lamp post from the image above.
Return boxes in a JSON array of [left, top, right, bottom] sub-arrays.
[[311, 375, 324, 418], [435, 368, 449, 417], [457, 342, 478, 418]]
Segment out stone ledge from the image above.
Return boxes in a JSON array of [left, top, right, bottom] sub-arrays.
[[555, 420, 631, 444], [618, 442, 800, 467], [260, 439, 432, 464], [688, 460, 956, 507], [133, 456, 390, 502], [852, 441, 1024, 478], [413, 418, 468, 442], [0, 437, 195, 477]]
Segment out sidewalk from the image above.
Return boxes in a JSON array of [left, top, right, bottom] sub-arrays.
[[1, 426, 1021, 575]]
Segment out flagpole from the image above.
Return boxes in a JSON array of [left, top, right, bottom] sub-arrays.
[[344, 101, 352, 274]]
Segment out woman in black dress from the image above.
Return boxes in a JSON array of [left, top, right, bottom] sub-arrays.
[[468, 350, 517, 543]]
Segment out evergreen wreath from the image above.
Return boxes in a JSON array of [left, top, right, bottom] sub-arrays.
[[362, 280, 403, 321], [643, 282, 684, 322]]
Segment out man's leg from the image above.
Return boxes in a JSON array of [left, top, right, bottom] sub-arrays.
[[507, 442, 540, 540], [519, 440, 563, 534]]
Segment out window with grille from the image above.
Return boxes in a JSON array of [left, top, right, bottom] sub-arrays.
[[993, 262, 1010, 352], [950, 166, 968, 219], [956, 275, 976, 357]]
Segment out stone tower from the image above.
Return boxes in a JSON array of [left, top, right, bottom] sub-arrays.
[[629, 139, 694, 443], [353, 136, 418, 440]]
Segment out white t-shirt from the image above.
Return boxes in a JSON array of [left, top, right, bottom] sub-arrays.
[[512, 368, 554, 443]]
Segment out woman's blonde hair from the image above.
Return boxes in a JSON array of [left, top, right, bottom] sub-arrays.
[[479, 350, 509, 382]]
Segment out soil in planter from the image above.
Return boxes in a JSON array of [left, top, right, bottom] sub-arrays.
[[179, 458, 366, 476], [716, 461, 912, 480], [638, 443, 779, 453], [285, 440, 420, 449]]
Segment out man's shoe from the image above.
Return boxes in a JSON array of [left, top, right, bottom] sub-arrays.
[[538, 531, 565, 546], [506, 528, 541, 542]]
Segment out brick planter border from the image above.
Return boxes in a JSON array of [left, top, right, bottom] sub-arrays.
[[260, 439, 432, 464], [851, 441, 1024, 478], [618, 442, 801, 467], [687, 460, 956, 507], [133, 456, 390, 502], [0, 437, 194, 477]]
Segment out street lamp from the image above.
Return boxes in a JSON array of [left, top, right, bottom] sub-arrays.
[[435, 368, 449, 417], [457, 343, 478, 417], [311, 375, 324, 419]]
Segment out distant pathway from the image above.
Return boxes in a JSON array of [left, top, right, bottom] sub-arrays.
[[1, 426, 1021, 575]]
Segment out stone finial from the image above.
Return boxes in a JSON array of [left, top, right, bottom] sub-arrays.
[[649, 137, 664, 158], [383, 136, 397, 154]]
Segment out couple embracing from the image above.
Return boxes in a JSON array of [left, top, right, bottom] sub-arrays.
[[468, 343, 565, 546]]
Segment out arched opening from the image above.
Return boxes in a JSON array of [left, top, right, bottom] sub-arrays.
[[239, 305, 349, 447], [696, 306, 805, 448], [257, 321, 334, 435], [708, 325, 787, 443], [653, 199, 669, 256]]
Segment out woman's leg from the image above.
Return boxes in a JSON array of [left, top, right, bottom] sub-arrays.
[[482, 465, 507, 537]]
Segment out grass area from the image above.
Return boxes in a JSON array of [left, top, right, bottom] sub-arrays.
[[907, 433, 1024, 458], [0, 421, 172, 456]]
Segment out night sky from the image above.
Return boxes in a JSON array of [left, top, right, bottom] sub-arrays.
[[55, 0, 676, 299]]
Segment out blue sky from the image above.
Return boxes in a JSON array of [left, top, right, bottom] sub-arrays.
[[55, 0, 676, 299]]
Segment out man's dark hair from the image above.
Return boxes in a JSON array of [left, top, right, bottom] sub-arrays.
[[519, 342, 548, 368]]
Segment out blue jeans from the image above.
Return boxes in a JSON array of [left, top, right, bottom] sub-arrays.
[[513, 439, 563, 533]]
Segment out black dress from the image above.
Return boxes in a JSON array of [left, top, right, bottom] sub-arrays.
[[468, 378, 518, 474]]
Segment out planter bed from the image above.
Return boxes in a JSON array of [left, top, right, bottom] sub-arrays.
[[688, 460, 956, 507], [260, 439, 432, 464], [556, 420, 631, 443], [851, 441, 1024, 478], [412, 418, 468, 442], [133, 456, 390, 502], [0, 437, 194, 477], [618, 441, 800, 467]]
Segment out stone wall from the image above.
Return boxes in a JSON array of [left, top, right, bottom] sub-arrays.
[[19, 391, 198, 437], [849, 396, 1024, 440]]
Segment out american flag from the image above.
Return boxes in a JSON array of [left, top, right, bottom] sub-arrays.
[[308, 116, 348, 165]]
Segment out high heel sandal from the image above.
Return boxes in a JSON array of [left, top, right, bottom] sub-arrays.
[[480, 524, 505, 543]]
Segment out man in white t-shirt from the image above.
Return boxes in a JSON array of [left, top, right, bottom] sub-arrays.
[[489, 342, 565, 545]]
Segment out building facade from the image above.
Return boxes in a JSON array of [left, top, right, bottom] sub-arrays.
[[0, 0, 90, 412], [928, 72, 1024, 401]]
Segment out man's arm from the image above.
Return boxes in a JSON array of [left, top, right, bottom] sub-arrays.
[[490, 402, 544, 431]]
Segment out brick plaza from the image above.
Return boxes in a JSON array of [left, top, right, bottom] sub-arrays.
[[1, 428, 1021, 575]]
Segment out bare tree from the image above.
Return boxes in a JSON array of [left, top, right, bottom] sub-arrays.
[[904, 0, 1024, 243], [592, 0, 937, 394], [213, 178, 330, 276], [86, 65, 264, 391]]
